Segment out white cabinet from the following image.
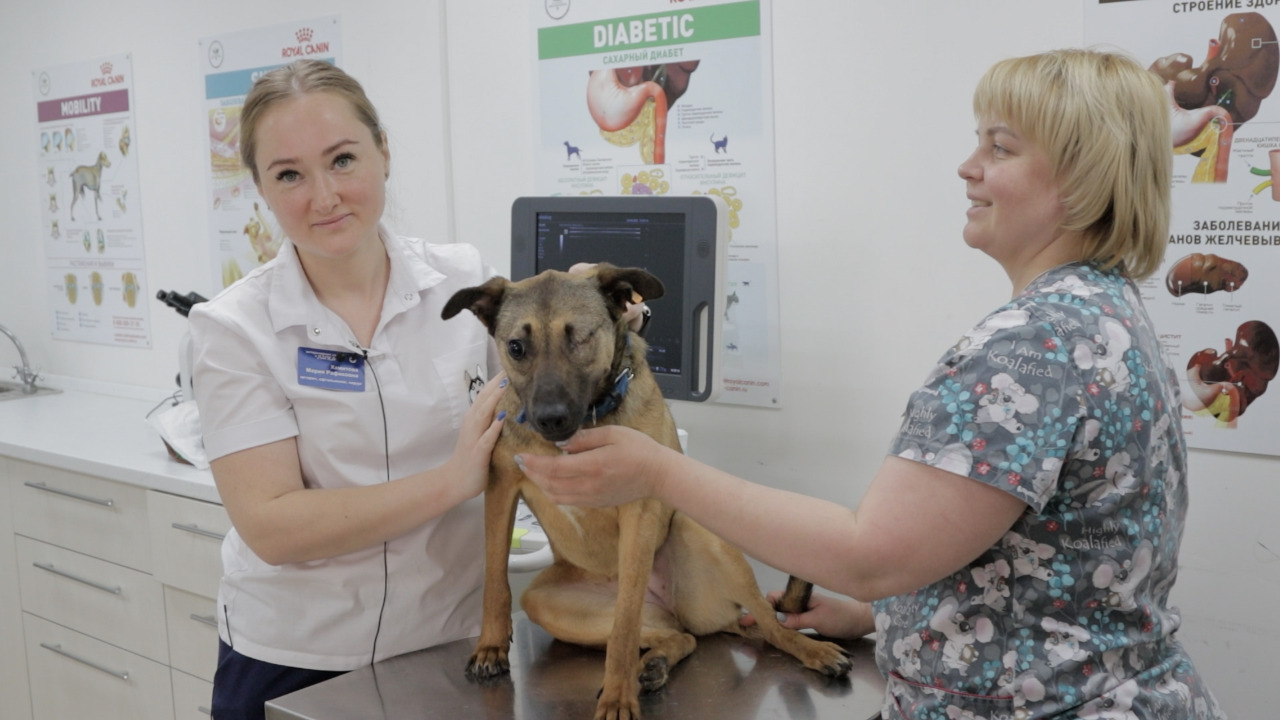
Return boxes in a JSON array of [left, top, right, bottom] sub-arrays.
[[24, 613, 174, 720], [4, 458, 227, 720], [0, 461, 33, 720]]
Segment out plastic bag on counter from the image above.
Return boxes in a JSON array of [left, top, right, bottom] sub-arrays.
[[147, 400, 209, 469]]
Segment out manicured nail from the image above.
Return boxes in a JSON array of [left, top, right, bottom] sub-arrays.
[[514, 455, 526, 473], [554, 440, 569, 448], [776, 612, 787, 623], [497, 410, 507, 421], [499, 378, 508, 388]]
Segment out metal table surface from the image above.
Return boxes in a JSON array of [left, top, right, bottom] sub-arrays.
[[267, 615, 885, 720]]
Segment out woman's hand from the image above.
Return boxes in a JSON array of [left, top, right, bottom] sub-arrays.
[[515, 425, 678, 507], [741, 590, 876, 640], [446, 372, 508, 501]]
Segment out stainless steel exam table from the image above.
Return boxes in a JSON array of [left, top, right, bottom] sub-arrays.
[[266, 614, 886, 720]]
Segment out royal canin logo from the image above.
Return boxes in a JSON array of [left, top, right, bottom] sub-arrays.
[[282, 27, 329, 58], [93, 61, 124, 87]]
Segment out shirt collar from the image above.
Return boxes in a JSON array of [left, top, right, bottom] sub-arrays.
[[267, 225, 447, 338]]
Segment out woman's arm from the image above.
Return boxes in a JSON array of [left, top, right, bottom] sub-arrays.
[[214, 374, 506, 565], [516, 426, 1025, 602]]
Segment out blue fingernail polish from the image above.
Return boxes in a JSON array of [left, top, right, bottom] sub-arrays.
[[500, 378, 508, 388], [776, 612, 787, 623], [497, 410, 507, 421], [514, 455, 526, 473]]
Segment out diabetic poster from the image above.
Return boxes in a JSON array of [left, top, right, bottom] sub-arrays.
[[531, 0, 782, 408], [199, 16, 342, 290], [1086, 3, 1280, 456], [34, 53, 150, 348]]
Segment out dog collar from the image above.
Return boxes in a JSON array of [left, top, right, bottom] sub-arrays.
[[585, 367, 634, 426]]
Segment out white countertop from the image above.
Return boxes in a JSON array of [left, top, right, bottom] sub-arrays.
[[0, 377, 220, 504]]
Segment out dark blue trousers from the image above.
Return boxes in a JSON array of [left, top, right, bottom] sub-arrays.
[[212, 640, 346, 720]]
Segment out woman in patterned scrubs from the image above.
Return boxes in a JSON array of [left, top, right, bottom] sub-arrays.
[[518, 49, 1226, 719]]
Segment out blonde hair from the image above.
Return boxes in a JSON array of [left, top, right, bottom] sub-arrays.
[[973, 49, 1172, 280], [239, 59, 385, 184]]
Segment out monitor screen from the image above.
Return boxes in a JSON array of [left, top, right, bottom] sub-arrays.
[[511, 195, 726, 402], [532, 210, 685, 376]]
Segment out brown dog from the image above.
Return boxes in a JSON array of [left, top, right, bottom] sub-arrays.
[[442, 265, 850, 720]]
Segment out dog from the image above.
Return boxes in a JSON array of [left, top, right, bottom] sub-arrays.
[[564, 140, 582, 160], [69, 151, 111, 221], [443, 265, 849, 720], [711, 133, 729, 153]]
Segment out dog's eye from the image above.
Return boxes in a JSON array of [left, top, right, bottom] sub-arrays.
[[507, 340, 526, 360]]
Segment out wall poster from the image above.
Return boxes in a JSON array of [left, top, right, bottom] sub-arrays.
[[1086, 3, 1280, 456], [531, 0, 781, 407], [199, 16, 342, 290], [34, 53, 149, 347]]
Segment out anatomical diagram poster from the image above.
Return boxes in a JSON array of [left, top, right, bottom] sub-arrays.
[[531, 0, 782, 408], [199, 16, 342, 290], [1087, 3, 1280, 456], [34, 53, 150, 348]]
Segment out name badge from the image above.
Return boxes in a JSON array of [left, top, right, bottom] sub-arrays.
[[297, 347, 366, 391]]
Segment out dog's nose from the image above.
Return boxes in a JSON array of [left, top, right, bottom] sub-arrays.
[[530, 402, 579, 443]]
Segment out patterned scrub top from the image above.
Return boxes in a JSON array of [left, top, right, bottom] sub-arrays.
[[876, 262, 1226, 719]]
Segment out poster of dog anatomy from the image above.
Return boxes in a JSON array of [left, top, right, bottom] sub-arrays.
[[531, 0, 782, 408], [1086, 3, 1280, 457], [33, 53, 150, 347], [199, 16, 342, 290]]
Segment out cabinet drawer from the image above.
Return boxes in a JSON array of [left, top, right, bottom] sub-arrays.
[[11, 461, 151, 572], [17, 537, 169, 664], [24, 613, 174, 720], [172, 669, 214, 720], [147, 490, 230, 599], [165, 586, 219, 683]]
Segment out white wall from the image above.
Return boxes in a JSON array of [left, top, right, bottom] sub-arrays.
[[1, 1, 1271, 713]]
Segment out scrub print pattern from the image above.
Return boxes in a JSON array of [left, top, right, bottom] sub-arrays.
[[876, 263, 1226, 719]]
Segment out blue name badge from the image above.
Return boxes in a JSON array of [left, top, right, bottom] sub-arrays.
[[297, 347, 366, 391]]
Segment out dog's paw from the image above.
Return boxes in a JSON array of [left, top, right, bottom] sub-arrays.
[[806, 640, 853, 677], [593, 692, 642, 720], [464, 645, 511, 681], [637, 655, 670, 694]]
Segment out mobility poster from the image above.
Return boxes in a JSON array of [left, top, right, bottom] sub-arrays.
[[531, 0, 782, 407], [199, 16, 342, 290], [34, 53, 150, 348], [1086, 3, 1280, 457]]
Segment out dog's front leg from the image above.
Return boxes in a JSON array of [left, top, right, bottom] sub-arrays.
[[465, 462, 521, 680], [595, 499, 670, 720]]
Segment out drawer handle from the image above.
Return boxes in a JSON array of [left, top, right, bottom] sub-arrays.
[[39, 642, 130, 681], [23, 481, 114, 507], [32, 561, 123, 595], [172, 522, 227, 541], [190, 613, 218, 628]]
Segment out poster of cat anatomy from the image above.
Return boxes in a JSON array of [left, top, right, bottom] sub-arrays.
[[199, 16, 342, 290], [34, 53, 149, 347], [531, 0, 781, 408], [1086, 3, 1280, 456]]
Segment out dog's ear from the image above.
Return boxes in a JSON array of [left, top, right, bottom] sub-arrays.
[[442, 276, 509, 334], [594, 264, 664, 319]]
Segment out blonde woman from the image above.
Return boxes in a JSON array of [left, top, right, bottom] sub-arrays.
[[519, 49, 1225, 719]]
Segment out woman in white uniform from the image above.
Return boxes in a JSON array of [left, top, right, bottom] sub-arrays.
[[189, 59, 507, 720]]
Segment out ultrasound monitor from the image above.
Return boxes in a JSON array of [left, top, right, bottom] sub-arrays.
[[510, 195, 727, 402]]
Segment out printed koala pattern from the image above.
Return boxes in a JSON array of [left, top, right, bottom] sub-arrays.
[[877, 263, 1225, 719]]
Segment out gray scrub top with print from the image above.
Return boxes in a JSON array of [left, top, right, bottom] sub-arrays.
[[874, 262, 1225, 720]]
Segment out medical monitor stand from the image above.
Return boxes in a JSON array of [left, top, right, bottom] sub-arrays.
[[510, 195, 728, 403]]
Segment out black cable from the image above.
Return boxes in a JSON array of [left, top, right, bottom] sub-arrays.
[[362, 348, 392, 668]]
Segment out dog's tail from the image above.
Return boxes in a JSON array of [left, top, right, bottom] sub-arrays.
[[774, 575, 814, 615]]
